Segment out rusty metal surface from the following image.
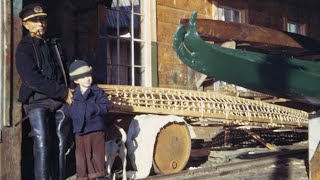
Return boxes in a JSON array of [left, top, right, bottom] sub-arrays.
[[153, 122, 191, 174]]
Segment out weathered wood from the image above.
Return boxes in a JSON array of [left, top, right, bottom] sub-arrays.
[[310, 143, 320, 180], [244, 129, 278, 150], [153, 122, 191, 174], [157, 0, 212, 16], [156, 2, 213, 89]]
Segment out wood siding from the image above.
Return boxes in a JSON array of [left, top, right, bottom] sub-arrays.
[[157, 0, 212, 89]]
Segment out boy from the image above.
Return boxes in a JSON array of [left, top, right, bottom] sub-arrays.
[[63, 59, 111, 180]]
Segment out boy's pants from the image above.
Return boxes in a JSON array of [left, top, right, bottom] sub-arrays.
[[75, 131, 105, 180]]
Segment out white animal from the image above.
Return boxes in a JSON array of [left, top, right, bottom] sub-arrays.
[[105, 124, 127, 180]]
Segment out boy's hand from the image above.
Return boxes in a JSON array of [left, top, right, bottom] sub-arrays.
[[65, 88, 74, 105]]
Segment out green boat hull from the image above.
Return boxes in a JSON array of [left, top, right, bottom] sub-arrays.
[[173, 11, 320, 105]]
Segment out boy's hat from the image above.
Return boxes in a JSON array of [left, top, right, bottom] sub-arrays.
[[19, 3, 47, 22], [69, 60, 92, 80]]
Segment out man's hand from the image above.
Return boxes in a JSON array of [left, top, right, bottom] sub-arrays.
[[65, 88, 74, 105]]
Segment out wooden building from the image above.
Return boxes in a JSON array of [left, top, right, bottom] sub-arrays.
[[0, 0, 320, 178]]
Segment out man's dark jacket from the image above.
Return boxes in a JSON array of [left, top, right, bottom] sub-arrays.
[[63, 85, 111, 135], [15, 34, 68, 110]]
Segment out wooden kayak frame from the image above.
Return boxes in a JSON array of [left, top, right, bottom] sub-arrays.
[[99, 84, 308, 128]]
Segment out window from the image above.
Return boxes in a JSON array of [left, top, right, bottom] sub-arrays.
[[287, 21, 306, 35], [218, 6, 242, 23], [105, 0, 151, 86]]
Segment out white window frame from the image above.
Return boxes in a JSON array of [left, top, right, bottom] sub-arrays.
[[217, 6, 244, 23], [287, 21, 306, 35], [105, 0, 151, 87], [0, 0, 10, 127]]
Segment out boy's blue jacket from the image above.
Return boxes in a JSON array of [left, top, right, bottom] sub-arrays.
[[63, 84, 111, 135]]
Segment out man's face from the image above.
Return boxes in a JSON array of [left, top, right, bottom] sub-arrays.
[[74, 75, 93, 90], [23, 17, 47, 38]]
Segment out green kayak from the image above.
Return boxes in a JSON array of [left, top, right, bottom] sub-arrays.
[[173, 11, 320, 105]]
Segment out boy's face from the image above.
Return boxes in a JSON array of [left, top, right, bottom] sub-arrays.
[[74, 75, 92, 89]]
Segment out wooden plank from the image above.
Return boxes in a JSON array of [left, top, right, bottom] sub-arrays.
[[158, 63, 189, 88], [157, 0, 212, 16], [244, 129, 278, 151], [157, 5, 210, 26], [311, 143, 320, 180], [196, 74, 208, 90]]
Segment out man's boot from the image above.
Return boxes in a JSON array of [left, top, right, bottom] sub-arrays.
[[29, 108, 50, 180], [55, 109, 71, 180]]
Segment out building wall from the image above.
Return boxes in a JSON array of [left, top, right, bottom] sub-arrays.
[[156, 0, 320, 90], [248, 1, 320, 37], [156, 0, 212, 89]]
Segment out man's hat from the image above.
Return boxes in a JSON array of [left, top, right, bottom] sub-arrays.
[[19, 3, 47, 21], [69, 60, 92, 80]]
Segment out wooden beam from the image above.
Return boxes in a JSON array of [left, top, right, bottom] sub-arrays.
[[196, 74, 207, 90], [311, 143, 320, 180], [244, 129, 278, 151]]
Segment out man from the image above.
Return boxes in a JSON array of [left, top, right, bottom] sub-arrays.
[[15, 3, 73, 180]]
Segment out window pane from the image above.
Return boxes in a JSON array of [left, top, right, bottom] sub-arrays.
[[233, 11, 240, 23], [133, 14, 142, 39], [287, 23, 297, 33], [134, 67, 144, 86], [110, 0, 132, 13], [127, 67, 144, 86], [134, 41, 144, 66], [106, 38, 131, 85], [218, 8, 225, 21], [106, 38, 119, 84], [106, 0, 135, 37], [104, 0, 148, 86], [133, 0, 140, 14], [224, 9, 232, 22], [218, 7, 241, 23], [119, 39, 131, 85], [109, 0, 118, 10]]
